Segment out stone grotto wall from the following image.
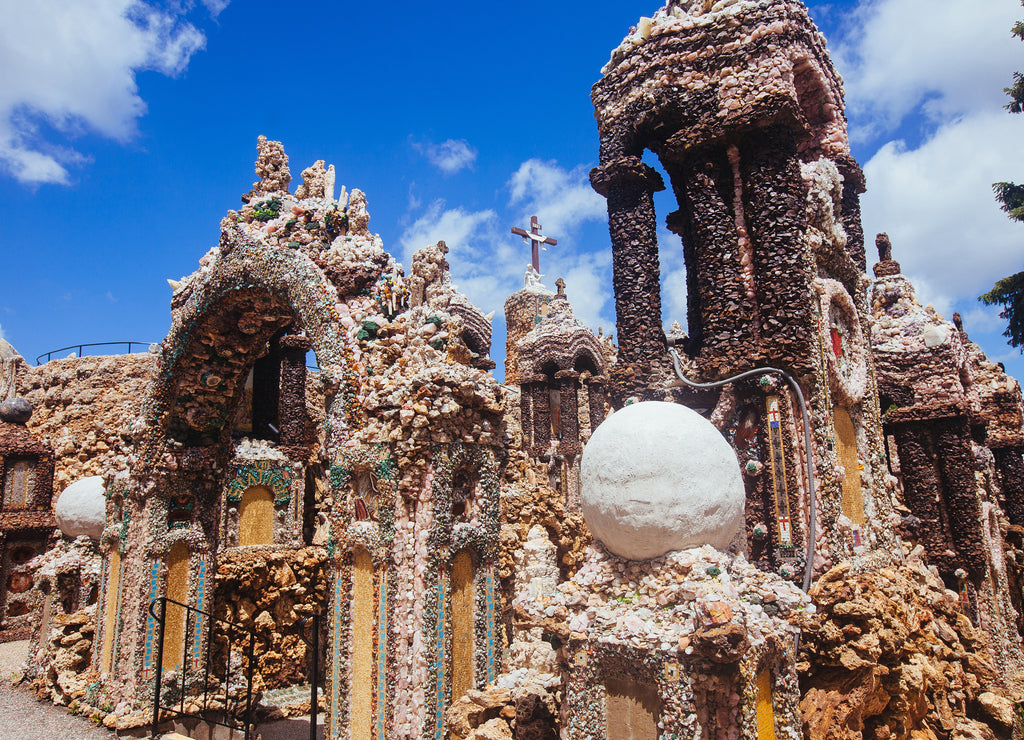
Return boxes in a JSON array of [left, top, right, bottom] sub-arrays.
[[16, 353, 157, 493]]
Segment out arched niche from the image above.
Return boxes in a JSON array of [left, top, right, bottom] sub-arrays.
[[138, 244, 356, 456], [451, 467, 479, 523], [238, 487, 274, 546], [351, 469, 379, 522]]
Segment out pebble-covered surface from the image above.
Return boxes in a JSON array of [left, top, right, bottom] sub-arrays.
[[518, 542, 809, 740], [17, 354, 156, 492]]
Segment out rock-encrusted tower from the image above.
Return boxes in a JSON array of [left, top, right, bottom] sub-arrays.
[[513, 277, 607, 507], [870, 234, 1024, 684], [590, 0, 895, 580]]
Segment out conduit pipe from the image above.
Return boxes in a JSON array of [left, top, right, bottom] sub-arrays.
[[665, 341, 818, 592]]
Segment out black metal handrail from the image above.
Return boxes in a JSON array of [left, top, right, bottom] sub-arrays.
[[36, 341, 155, 365], [149, 596, 259, 740], [297, 613, 323, 740]]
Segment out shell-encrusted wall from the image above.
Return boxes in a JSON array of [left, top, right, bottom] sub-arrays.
[[87, 139, 507, 739]]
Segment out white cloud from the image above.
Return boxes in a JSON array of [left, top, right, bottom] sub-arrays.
[[416, 139, 478, 174], [0, 0, 212, 184], [0, 323, 5, 342], [859, 110, 1024, 311], [834, 0, 1021, 137], [397, 159, 617, 334], [829, 0, 1024, 334], [508, 159, 607, 235]]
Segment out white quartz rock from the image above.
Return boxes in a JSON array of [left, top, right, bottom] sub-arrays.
[[55, 476, 106, 539], [581, 401, 745, 560]]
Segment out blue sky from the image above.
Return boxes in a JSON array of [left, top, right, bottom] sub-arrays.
[[1, 0, 1022, 383]]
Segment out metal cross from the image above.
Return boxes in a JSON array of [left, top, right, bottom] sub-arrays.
[[511, 216, 558, 272]]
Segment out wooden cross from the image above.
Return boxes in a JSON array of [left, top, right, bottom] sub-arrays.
[[511, 216, 557, 272]]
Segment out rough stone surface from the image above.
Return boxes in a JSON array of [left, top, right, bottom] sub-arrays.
[[54, 476, 106, 539], [16, 353, 157, 494], [795, 553, 1017, 740], [581, 401, 744, 559]]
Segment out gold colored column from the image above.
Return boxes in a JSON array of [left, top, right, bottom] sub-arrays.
[[351, 549, 374, 740]]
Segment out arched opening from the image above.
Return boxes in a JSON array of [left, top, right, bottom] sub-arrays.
[[238, 487, 274, 546], [351, 470, 378, 522], [162, 542, 190, 672], [350, 548, 374, 740], [451, 468, 478, 523], [450, 550, 476, 706], [542, 362, 562, 439]]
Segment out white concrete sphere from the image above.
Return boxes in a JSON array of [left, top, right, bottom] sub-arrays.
[[55, 476, 106, 540], [581, 401, 745, 560]]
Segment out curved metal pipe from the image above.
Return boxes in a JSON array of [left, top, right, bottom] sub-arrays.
[[665, 344, 818, 592]]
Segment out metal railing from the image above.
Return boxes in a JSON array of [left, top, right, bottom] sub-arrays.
[[297, 613, 323, 740], [149, 596, 258, 740], [36, 341, 155, 365]]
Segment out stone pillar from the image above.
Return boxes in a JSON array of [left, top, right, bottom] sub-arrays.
[[588, 379, 606, 431], [994, 447, 1024, 527], [557, 371, 581, 456], [252, 339, 281, 440], [520, 386, 534, 454], [590, 156, 666, 393], [739, 126, 815, 375], [934, 419, 985, 579], [836, 154, 867, 271], [664, 146, 757, 360], [894, 418, 984, 579], [529, 381, 550, 458], [279, 334, 312, 446]]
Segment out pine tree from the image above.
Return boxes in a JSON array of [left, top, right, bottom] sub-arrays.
[[981, 1, 1024, 350]]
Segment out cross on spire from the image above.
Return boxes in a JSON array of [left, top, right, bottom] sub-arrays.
[[511, 216, 558, 273]]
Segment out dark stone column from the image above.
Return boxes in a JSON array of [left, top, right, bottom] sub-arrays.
[[836, 154, 867, 271], [591, 156, 666, 395], [994, 447, 1024, 526], [279, 334, 312, 447], [935, 418, 985, 579], [528, 381, 550, 458], [664, 146, 756, 361], [520, 385, 534, 454], [588, 379, 606, 431], [252, 339, 281, 441], [893, 418, 984, 579], [556, 371, 581, 456], [893, 422, 958, 577], [739, 126, 815, 376]]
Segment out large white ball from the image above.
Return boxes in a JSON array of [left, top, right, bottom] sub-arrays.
[[55, 476, 106, 540], [581, 401, 745, 560]]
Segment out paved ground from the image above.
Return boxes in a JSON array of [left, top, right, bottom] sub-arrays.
[[0, 640, 321, 740], [0, 640, 117, 740]]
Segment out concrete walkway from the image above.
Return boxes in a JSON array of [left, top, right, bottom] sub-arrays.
[[0, 640, 116, 740], [0, 640, 322, 740]]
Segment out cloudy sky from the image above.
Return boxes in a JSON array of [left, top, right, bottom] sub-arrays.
[[1, 0, 1022, 381]]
